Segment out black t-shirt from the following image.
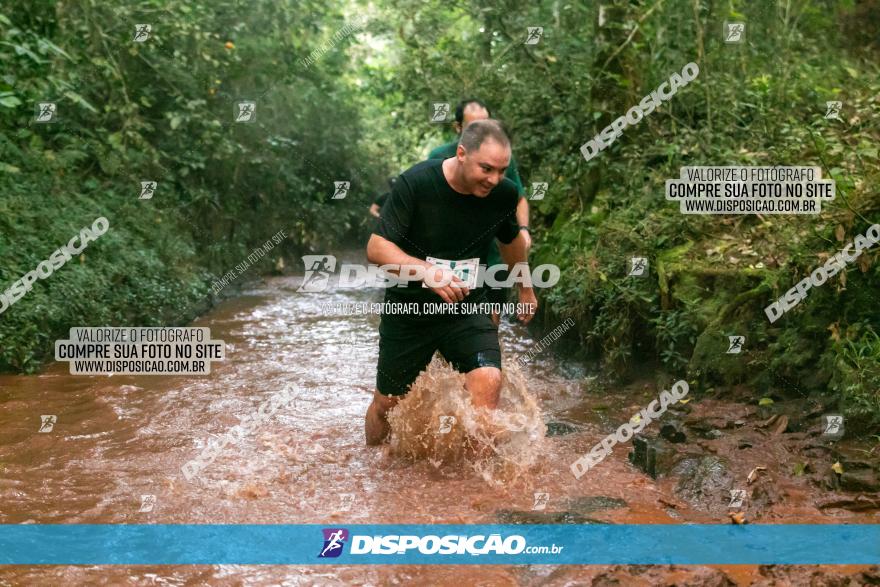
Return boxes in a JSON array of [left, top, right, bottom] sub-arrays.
[[372, 158, 519, 306], [374, 192, 389, 207]]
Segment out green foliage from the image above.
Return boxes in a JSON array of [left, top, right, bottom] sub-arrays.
[[0, 0, 373, 371], [370, 0, 880, 422], [823, 322, 880, 431]]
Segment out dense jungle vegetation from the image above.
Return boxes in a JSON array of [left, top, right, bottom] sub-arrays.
[[1, 0, 878, 431]]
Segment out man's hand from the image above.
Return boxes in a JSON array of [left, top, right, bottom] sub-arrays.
[[520, 229, 532, 251], [424, 265, 469, 303], [517, 288, 537, 324]]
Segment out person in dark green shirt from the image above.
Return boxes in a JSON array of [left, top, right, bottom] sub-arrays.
[[428, 98, 531, 323]]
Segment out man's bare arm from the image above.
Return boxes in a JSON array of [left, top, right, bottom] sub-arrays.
[[514, 197, 532, 251], [498, 232, 538, 323], [516, 196, 529, 227], [366, 234, 468, 303]]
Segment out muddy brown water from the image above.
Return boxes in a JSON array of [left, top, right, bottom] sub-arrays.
[[1, 251, 877, 585]]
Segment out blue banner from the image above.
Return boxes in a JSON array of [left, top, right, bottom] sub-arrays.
[[1, 524, 877, 565]]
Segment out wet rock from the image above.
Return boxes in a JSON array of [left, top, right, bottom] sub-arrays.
[[545, 421, 578, 436], [817, 495, 880, 511], [629, 436, 680, 479], [858, 565, 880, 584], [685, 414, 737, 432], [672, 456, 734, 512], [648, 442, 679, 478], [566, 495, 627, 514], [686, 416, 727, 439], [660, 420, 687, 443], [832, 445, 877, 471], [840, 469, 880, 492], [631, 435, 649, 469], [494, 509, 606, 524]]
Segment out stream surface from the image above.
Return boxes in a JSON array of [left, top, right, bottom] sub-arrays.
[[1, 250, 877, 586]]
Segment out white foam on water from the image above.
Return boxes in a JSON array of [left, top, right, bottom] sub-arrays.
[[386, 356, 545, 487]]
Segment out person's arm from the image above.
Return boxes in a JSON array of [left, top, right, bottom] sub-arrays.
[[505, 155, 531, 249], [495, 187, 537, 324], [371, 192, 390, 217], [366, 234, 467, 303], [497, 232, 537, 324], [515, 196, 531, 250]]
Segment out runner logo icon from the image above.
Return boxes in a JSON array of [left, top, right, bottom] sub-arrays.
[[319, 528, 349, 558], [298, 255, 337, 293]]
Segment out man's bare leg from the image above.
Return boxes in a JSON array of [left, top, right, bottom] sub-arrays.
[[465, 366, 508, 449], [365, 389, 399, 445], [465, 366, 502, 409]]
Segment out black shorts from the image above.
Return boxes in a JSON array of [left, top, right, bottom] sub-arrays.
[[376, 312, 501, 397]]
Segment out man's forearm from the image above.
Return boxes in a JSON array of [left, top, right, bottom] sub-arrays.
[[366, 234, 430, 276], [516, 196, 529, 227], [498, 233, 529, 269]]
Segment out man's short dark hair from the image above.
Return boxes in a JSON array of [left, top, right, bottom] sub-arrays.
[[459, 119, 510, 153], [454, 98, 491, 125]]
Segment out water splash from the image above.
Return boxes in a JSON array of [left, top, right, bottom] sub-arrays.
[[386, 356, 545, 487]]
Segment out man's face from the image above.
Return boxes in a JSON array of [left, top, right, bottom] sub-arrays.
[[453, 104, 489, 134], [457, 138, 510, 197]]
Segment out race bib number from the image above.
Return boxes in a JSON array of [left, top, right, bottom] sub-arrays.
[[422, 256, 479, 289]]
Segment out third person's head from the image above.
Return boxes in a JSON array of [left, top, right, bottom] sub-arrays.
[[453, 98, 490, 135]]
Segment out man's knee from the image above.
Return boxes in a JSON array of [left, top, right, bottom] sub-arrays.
[[372, 389, 400, 415], [467, 366, 502, 391], [466, 367, 502, 409]]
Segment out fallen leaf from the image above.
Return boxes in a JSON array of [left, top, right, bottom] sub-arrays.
[[831, 461, 844, 475], [759, 397, 774, 406], [835, 225, 846, 242], [630, 414, 642, 424], [728, 512, 747, 524], [747, 466, 767, 484], [858, 253, 871, 273], [678, 398, 691, 404], [771, 414, 789, 436], [793, 462, 807, 476], [757, 414, 779, 428]]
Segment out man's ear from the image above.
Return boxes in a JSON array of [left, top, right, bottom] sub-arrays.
[[456, 143, 467, 160]]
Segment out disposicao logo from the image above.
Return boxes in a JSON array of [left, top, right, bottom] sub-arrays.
[[318, 528, 349, 558]]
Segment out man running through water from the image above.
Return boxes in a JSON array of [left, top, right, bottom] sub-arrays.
[[365, 119, 536, 445], [428, 99, 531, 324]]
